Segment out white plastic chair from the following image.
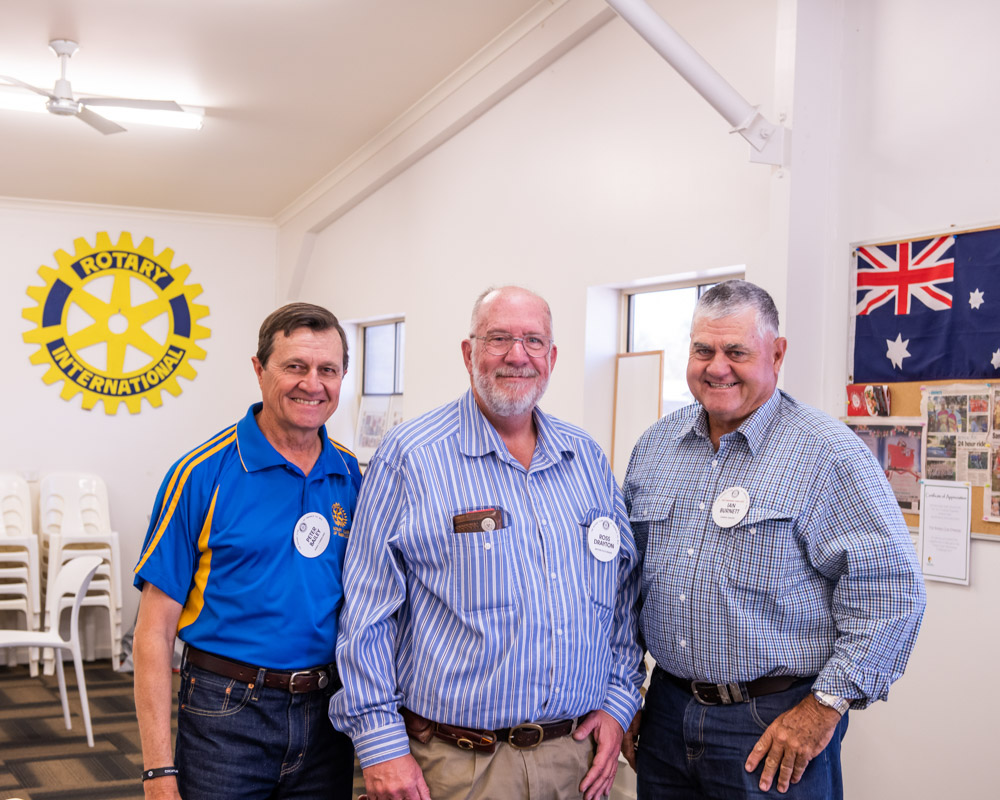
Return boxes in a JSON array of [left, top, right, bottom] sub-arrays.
[[39, 473, 123, 672], [0, 555, 103, 747], [0, 472, 42, 675]]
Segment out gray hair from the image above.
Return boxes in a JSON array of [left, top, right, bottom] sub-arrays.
[[692, 280, 779, 339], [469, 286, 554, 339]]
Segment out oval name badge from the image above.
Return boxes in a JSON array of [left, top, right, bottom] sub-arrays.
[[711, 486, 750, 528], [588, 516, 621, 562], [293, 511, 331, 558]]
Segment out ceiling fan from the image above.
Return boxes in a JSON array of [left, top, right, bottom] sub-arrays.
[[0, 39, 184, 135]]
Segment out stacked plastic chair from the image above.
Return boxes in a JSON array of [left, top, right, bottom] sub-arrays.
[[39, 472, 123, 672], [0, 555, 103, 747], [0, 472, 42, 675]]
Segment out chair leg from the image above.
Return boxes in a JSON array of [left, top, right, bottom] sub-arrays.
[[54, 651, 71, 731], [71, 644, 94, 748]]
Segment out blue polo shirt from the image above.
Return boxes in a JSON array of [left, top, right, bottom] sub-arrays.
[[134, 403, 362, 669]]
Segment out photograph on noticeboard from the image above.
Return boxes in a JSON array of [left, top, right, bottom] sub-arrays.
[[843, 418, 924, 512]]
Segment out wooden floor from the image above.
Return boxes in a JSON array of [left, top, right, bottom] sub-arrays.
[[0, 661, 365, 800]]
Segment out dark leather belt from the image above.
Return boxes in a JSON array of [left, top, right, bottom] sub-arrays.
[[184, 646, 337, 694], [657, 666, 808, 706], [402, 707, 576, 754]]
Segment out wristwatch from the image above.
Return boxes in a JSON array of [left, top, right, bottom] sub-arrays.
[[813, 690, 850, 716]]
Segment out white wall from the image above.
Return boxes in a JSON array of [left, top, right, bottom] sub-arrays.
[[836, 1, 1000, 797], [0, 200, 277, 642], [297, 0, 777, 441]]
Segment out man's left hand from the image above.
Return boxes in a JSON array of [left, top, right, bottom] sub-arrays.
[[574, 709, 623, 800], [744, 694, 842, 793]]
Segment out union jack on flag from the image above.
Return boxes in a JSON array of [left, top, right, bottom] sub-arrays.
[[855, 235, 955, 315], [851, 228, 1000, 382]]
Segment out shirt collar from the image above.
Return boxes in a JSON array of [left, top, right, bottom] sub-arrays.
[[457, 388, 574, 469], [687, 388, 783, 456], [235, 402, 348, 476]]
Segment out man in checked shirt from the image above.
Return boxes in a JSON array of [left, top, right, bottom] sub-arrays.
[[330, 285, 643, 800], [621, 280, 926, 798]]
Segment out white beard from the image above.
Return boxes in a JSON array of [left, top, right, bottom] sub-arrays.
[[472, 361, 548, 418]]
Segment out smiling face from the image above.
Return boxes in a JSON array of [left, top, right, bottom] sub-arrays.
[[462, 288, 557, 423], [686, 308, 786, 446], [252, 326, 345, 445]]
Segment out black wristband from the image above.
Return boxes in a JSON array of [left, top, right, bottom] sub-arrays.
[[141, 766, 179, 782]]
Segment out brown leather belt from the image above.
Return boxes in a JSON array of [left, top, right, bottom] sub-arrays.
[[184, 646, 337, 694], [657, 666, 808, 706], [402, 707, 576, 754]]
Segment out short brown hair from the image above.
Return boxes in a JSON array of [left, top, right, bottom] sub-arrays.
[[256, 303, 349, 371]]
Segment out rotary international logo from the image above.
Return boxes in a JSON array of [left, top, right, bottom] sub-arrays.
[[331, 502, 349, 538], [22, 232, 210, 414]]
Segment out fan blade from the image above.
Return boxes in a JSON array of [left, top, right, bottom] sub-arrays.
[[0, 74, 57, 100], [77, 106, 126, 135], [80, 97, 184, 112]]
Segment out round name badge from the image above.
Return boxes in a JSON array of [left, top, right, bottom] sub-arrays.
[[588, 517, 621, 562], [711, 486, 750, 528], [293, 512, 331, 558]]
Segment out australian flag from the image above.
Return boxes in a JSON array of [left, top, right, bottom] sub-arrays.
[[851, 228, 1000, 382]]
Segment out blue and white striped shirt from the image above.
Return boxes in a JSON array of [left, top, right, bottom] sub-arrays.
[[329, 389, 643, 767], [623, 389, 925, 707]]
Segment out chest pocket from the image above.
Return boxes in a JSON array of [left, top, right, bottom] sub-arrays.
[[725, 505, 804, 593], [449, 526, 515, 613], [628, 494, 675, 566]]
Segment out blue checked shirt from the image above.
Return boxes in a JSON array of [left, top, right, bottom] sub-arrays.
[[623, 389, 925, 707], [329, 389, 643, 768]]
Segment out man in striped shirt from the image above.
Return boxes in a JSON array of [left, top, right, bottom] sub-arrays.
[[621, 280, 925, 798], [330, 286, 643, 800]]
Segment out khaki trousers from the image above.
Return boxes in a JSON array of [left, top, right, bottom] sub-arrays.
[[409, 732, 596, 800]]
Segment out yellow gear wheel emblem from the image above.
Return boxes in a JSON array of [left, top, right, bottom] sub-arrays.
[[22, 232, 210, 414]]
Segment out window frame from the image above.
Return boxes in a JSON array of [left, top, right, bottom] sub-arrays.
[[360, 318, 405, 396]]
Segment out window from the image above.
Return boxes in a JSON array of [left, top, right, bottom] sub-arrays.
[[362, 320, 404, 395], [626, 278, 739, 414]]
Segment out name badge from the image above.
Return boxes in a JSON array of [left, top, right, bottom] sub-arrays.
[[711, 487, 750, 528], [588, 517, 620, 562], [293, 512, 331, 558]]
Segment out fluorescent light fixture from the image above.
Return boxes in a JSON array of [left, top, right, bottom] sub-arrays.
[[0, 84, 204, 129]]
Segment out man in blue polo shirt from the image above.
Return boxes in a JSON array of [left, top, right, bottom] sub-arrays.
[[133, 303, 362, 800]]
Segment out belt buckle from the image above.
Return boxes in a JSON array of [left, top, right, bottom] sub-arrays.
[[508, 722, 545, 750], [289, 669, 328, 694]]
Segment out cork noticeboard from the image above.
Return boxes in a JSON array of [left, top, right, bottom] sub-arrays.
[[877, 379, 1000, 538]]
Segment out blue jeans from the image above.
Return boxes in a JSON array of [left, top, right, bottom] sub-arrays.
[[637, 669, 848, 800], [175, 658, 354, 800]]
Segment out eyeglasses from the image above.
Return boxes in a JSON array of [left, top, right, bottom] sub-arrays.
[[470, 334, 553, 357]]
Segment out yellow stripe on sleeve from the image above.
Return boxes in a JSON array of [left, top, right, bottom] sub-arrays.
[[135, 430, 236, 573]]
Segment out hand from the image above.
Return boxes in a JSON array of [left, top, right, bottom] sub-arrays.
[[361, 754, 431, 800], [744, 694, 842, 793], [142, 776, 181, 799], [574, 709, 624, 800], [620, 709, 641, 772]]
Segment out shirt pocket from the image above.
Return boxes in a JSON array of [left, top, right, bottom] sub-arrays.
[[628, 494, 675, 569], [449, 516, 515, 613], [579, 508, 619, 613], [725, 505, 801, 593]]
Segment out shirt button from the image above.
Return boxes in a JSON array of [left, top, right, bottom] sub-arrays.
[[679, 593, 686, 602], [541, 519, 548, 526], [484, 543, 492, 551], [551, 572, 558, 580], [687, 548, 694, 556], [699, 502, 705, 510], [712, 459, 718, 467], [557, 629, 564, 636], [679, 639, 687, 648], [750, 527, 756, 534], [554, 687, 561, 693]]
